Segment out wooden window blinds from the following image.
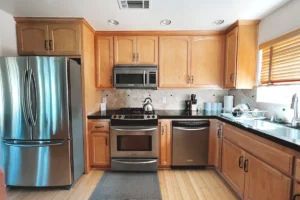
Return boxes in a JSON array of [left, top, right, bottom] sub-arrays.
[[260, 29, 300, 84]]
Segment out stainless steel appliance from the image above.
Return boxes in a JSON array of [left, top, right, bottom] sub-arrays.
[[0, 57, 84, 188], [172, 120, 209, 166], [114, 65, 157, 89], [111, 108, 158, 171], [142, 97, 154, 113]]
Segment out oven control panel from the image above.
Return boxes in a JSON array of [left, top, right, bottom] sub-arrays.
[[111, 115, 158, 120]]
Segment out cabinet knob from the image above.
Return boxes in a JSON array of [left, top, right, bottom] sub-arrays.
[[49, 40, 53, 51], [244, 159, 249, 172], [187, 76, 190, 84], [238, 156, 244, 168], [230, 73, 234, 83], [293, 194, 300, 200], [44, 40, 49, 50], [133, 53, 136, 62], [191, 76, 194, 84], [137, 53, 140, 62], [162, 126, 164, 135]]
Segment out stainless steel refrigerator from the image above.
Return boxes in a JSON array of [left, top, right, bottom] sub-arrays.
[[0, 56, 84, 188]]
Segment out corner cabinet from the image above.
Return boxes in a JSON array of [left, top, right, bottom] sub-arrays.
[[224, 21, 259, 89], [16, 19, 81, 56], [95, 36, 114, 89], [89, 120, 110, 168], [114, 36, 158, 65], [158, 120, 172, 167]]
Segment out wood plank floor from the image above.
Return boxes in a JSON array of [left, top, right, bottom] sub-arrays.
[[6, 169, 238, 200]]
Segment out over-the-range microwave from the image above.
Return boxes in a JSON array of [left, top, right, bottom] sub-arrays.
[[113, 65, 158, 89]]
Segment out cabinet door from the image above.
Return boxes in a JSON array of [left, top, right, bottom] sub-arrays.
[[208, 120, 223, 171], [17, 23, 49, 55], [159, 120, 172, 167], [191, 36, 223, 88], [222, 139, 245, 197], [136, 36, 158, 65], [224, 27, 238, 88], [244, 153, 291, 200], [114, 36, 136, 64], [159, 36, 190, 88], [48, 24, 81, 55], [293, 181, 300, 200], [95, 36, 114, 88], [90, 132, 110, 166]]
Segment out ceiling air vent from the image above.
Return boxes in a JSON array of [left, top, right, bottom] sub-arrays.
[[118, 0, 151, 9]]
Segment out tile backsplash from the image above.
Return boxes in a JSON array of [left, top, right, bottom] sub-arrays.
[[102, 89, 229, 110]]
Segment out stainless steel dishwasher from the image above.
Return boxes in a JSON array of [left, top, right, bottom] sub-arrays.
[[172, 120, 209, 166]]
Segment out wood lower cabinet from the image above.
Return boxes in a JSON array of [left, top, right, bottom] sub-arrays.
[[208, 120, 223, 171], [90, 132, 110, 167], [158, 120, 172, 167], [95, 36, 114, 88], [191, 36, 223, 88], [159, 36, 190, 88], [222, 139, 246, 197], [17, 23, 49, 55], [48, 24, 81, 55], [293, 181, 300, 200], [243, 153, 291, 200]]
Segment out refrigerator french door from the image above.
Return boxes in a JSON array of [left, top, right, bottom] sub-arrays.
[[0, 57, 84, 187]]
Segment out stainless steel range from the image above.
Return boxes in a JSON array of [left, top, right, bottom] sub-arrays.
[[111, 108, 158, 171]]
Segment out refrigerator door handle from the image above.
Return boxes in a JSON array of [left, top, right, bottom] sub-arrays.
[[27, 69, 36, 126], [3, 140, 64, 147], [22, 69, 30, 126], [31, 70, 37, 125]]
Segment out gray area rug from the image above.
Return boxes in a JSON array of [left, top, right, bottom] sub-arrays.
[[89, 171, 162, 200]]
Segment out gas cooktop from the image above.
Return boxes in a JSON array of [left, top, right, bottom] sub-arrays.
[[111, 108, 157, 120]]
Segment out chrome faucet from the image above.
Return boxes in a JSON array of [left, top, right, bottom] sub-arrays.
[[291, 93, 299, 126]]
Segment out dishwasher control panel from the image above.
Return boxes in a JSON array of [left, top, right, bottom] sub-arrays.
[[172, 120, 210, 127]]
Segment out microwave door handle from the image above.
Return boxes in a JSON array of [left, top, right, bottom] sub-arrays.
[[111, 127, 158, 132], [143, 70, 146, 87]]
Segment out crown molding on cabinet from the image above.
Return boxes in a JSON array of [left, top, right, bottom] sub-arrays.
[[95, 30, 225, 36], [224, 20, 260, 34]]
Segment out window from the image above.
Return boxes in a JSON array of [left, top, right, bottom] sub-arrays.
[[259, 29, 300, 85]]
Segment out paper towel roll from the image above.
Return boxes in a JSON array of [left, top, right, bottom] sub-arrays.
[[224, 96, 234, 113]]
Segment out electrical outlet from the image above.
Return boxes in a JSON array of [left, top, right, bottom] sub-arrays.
[[162, 97, 167, 104], [102, 98, 107, 104]]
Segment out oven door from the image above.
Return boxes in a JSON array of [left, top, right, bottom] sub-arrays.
[[111, 126, 158, 158], [114, 68, 145, 88]]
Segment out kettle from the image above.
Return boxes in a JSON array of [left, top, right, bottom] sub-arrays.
[[142, 97, 154, 113]]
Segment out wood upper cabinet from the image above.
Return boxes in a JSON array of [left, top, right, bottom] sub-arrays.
[[90, 132, 110, 167], [222, 139, 245, 197], [95, 36, 114, 88], [158, 120, 172, 167], [191, 36, 223, 88], [224, 27, 238, 88], [136, 36, 158, 64], [208, 120, 223, 171], [224, 21, 259, 89], [159, 36, 190, 88], [16, 21, 82, 56], [48, 24, 81, 55], [17, 23, 49, 55], [114, 36, 158, 65], [244, 153, 291, 200], [114, 36, 136, 64]]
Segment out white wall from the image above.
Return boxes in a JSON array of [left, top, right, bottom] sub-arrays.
[[258, 0, 300, 44], [0, 9, 17, 56]]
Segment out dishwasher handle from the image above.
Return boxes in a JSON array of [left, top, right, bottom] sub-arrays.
[[173, 127, 209, 131]]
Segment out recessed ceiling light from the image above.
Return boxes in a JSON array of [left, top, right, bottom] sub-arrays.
[[108, 19, 119, 25], [212, 20, 224, 26], [160, 19, 171, 26]]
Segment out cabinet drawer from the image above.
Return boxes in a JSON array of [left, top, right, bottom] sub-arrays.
[[223, 124, 293, 175], [295, 159, 300, 181], [88, 121, 110, 133]]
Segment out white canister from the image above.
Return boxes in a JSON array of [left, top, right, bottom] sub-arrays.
[[217, 102, 222, 111], [204, 102, 212, 111], [211, 103, 218, 111], [224, 96, 234, 113]]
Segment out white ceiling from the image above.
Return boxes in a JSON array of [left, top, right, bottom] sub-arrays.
[[0, 0, 291, 31]]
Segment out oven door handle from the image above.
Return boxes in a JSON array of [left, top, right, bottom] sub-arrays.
[[111, 127, 158, 132], [173, 127, 209, 131], [113, 160, 157, 164]]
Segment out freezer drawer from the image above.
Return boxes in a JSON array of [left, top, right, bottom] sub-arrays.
[[3, 140, 72, 187]]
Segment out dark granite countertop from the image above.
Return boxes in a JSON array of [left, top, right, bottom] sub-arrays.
[[87, 110, 300, 152]]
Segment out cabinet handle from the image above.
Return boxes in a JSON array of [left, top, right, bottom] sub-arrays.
[[106, 137, 108, 146], [110, 76, 113, 84], [95, 126, 104, 129], [293, 194, 300, 200], [44, 40, 49, 50], [191, 76, 194, 84], [238, 156, 244, 168], [137, 53, 140, 62], [49, 40, 53, 51], [244, 159, 249, 172], [162, 126, 164, 135], [217, 128, 221, 138], [230, 73, 234, 83], [133, 53, 136, 62], [187, 76, 190, 84]]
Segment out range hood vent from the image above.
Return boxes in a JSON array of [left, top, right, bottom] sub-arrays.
[[118, 0, 151, 9]]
